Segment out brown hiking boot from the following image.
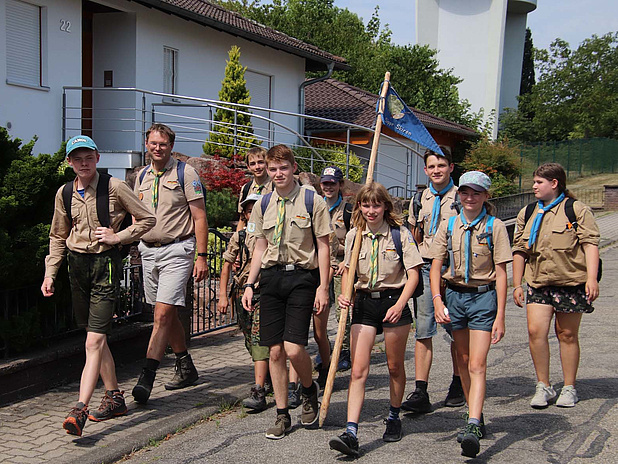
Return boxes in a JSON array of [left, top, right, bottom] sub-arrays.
[[88, 390, 128, 421], [164, 354, 199, 390], [300, 381, 320, 426], [63, 404, 88, 436]]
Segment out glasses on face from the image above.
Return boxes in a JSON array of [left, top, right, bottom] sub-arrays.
[[147, 141, 169, 149]]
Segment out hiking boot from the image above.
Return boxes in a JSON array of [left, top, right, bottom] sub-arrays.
[[329, 431, 360, 457], [337, 350, 351, 372], [530, 381, 556, 409], [164, 354, 199, 390], [382, 418, 403, 442], [242, 384, 267, 411], [556, 385, 579, 407], [401, 387, 431, 413], [288, 382, 302, 409], [132, 367, 156, 405], [265, 413, 292, 439], [457, 412, 485, 443], [88, 390, 128, 422], [316, 367, 329, 389], [461, 423, 482, 458], [62, 404, 88, 436], [300, 381, 320, 426], [444, 377, 466, 407]]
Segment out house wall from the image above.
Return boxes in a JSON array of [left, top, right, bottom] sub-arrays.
[[0, 0, 82, 155]]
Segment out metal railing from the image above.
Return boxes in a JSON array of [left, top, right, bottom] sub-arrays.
[[62, 86, 427, 193]]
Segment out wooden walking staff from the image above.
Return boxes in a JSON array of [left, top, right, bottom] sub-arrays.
[[319, 71, 391, 428]]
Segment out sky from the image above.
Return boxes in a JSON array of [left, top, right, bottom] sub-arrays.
[[332, 0, 618, 52]]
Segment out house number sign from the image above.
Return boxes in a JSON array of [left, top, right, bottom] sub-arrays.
[[60, 20, 71, 32]]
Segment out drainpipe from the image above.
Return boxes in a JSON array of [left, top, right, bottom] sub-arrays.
[[298, 61, 335, 138]]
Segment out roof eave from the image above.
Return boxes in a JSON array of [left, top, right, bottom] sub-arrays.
[[132, 0, 351, 72]]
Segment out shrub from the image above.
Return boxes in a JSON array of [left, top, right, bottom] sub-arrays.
[[200, 155, 248, 195], [295, 144, 364, 183], [206, 188, 238, 229]]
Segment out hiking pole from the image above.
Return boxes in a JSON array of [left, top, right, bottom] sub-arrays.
[[319, 71, 390, 427]]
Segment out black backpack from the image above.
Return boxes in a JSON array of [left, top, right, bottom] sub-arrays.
[[523, 198, 602, 281], [62, 173, 134, 258]]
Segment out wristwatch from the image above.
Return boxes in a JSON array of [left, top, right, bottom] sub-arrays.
[[243, 283, 255, 290], [197, 252, 207, 257]]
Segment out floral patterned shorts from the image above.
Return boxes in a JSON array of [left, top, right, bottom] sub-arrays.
[[526, 284, 594, 314]]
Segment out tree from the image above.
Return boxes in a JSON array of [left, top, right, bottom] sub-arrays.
[[500, 32, 618, 142], [215, 0, 480, 128], [203, 45, 258, 158], [520, 28, 535, 96]]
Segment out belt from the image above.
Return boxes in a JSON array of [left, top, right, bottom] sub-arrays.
[[446, 282, 495, 293], [264, 264, 311, 272], [358, 288, 403, 299], [141, 234, 194, 248]]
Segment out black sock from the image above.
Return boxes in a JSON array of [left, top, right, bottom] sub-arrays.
[[452, 375, 462, 385], [145, 358, 160, 371], [302, 381, 317, 396], [76, 401, 85, 409], [175, 350, 189, 359], [277, 407, 290, 418], [416, 380, 428, 392], [110, 389, 121, 395]]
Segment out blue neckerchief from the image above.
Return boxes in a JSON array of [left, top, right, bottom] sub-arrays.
[[428, 178, 454, 235], [326, 193, 342, 213], [77, 188, 85, 198], [528, 193, 566, 247], [460, 207, 487, 283]]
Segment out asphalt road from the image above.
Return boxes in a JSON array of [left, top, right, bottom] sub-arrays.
[[119, 247, 618, 464]]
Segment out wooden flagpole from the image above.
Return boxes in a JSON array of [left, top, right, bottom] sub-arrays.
[[319, 71, 391, 427]]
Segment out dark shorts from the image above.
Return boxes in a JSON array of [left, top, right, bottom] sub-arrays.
[[351, 288, 412, 335], [527, 284, 594, 314], [67, 248, 121, 334], [259, 267, 319, 346], [446, 288, 497, 332]]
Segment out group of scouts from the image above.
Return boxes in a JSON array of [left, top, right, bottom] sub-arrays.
[[42, 125, 600, 459]]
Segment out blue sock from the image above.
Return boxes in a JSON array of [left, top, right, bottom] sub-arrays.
[[388, 405, 400, 421], [468, 417, 481, 426], [346, 421, 358, 438]]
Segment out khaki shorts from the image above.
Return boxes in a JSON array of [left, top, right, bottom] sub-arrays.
[[138, 237, 195, 307]]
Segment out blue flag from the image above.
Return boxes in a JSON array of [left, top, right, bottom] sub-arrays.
[[378, 85, 443, 156]]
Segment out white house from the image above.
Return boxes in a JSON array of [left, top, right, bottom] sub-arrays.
[[416, 0, 537, 138], [0, 0, 348, 177]]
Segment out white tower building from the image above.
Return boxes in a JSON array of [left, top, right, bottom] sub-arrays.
[[416, 0, 537, 137]]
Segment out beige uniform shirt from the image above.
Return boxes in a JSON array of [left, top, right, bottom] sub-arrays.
[[344, 222, 424, 291], [223, 229, 257, 286], [136, 157, 204, 243], [512, 200, 600, 287], [247, 183, 332, 270], [429, 214, 512, 286], [329, 199, 349, 258], [44, 173, 156, 279], [237, 178, 273, 213], [408, 184, 458, 258]]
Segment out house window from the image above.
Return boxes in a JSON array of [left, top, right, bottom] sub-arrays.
[[244, 70, 272, 142], [163, 47, 178, 94], [5, 0, 47, 89]]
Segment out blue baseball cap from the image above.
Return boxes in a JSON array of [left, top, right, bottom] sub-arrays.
[[66, 135, 98, 156], [320, 166, 344, 183], [459, 171, 491, 192]]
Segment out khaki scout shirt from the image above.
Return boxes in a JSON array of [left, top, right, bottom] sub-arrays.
[[247, 183, 332, 270], [408, 184, 459, 258], [328, 198, 349, 258], [44, 173, 156, 280], [428, 215, 512, 287], [512, 200, 600, 287], [344, 222, 424, 292], [237, 178, 273, 213], [136, 157, 204, 243], [223, 229, 257, 287]]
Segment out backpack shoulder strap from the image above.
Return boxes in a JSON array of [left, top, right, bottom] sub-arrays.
[[412, 190, 423, 220], [390, 225, 404, 263], [451, 192, 461, 214], [241, 181, 252, 204], [138, 166, 149, 185], [524, 202, 536, 225], [447, 216, 457, 277], [343, 203, 353, 231], [260, 192, 273, 215], [176, 160, 186, 193], [564, 197, 578, 230], [96, 173, 112, 228], [62, 181, 74, 225], [485, 216, 496, 252], [304, 188, 314, 218]]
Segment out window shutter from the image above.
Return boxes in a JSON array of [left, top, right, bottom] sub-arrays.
[[6, 0, 41, 86]]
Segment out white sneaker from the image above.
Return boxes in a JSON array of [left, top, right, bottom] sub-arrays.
[[556, 385, 579, 407], [530, 381, 556, 408]]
